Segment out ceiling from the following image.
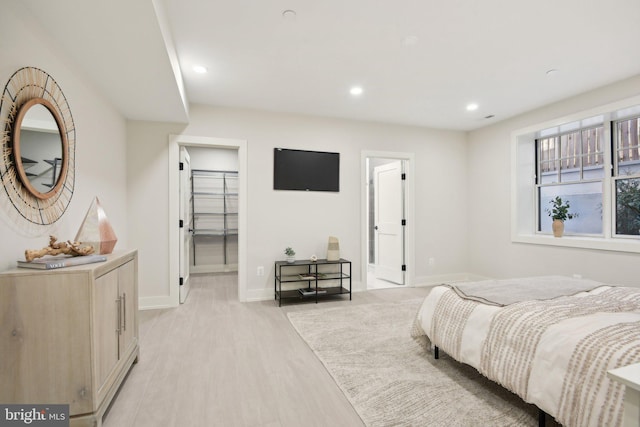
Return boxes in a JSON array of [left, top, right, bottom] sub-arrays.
[[22, 0, 640, 131]]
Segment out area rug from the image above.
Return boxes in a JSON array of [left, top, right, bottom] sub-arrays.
[[287, 299, 539, 427]]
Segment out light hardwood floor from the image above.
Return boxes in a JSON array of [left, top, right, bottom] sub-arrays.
[[102, 273, 432, 427]]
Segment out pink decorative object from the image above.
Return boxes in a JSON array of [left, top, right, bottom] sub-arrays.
[[75, 197, 118, 254]]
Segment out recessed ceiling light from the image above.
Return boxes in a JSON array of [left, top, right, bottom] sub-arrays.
[[546, 68, 559, 76], [193, 65, 208, 74], [402, 35, 419, 46], [466, 103, 479, 111], [282, 9, 297, 20], [350, 86, 364, 96]]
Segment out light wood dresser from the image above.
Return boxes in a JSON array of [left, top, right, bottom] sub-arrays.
[[0, 249, 139, 427]]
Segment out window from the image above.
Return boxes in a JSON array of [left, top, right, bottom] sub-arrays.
[[536, 125, 604, 236], [512, 96, 640, 253], [614, 117, 640, 236]]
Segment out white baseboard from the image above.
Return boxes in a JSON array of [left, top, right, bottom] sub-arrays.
[[190, 264, 238, 274], [412, 273, 490, 287], [351, 280, 365, 293], [139, 276, 488, 308], [139, 295, 177, 310], [246, 280, 364, 302], [245, 287, 275, 302]]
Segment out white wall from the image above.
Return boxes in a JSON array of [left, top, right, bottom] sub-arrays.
[[127, 105, 468, 306], [467, 74, 640, 287], [187, 146, 238, 171], [10, 0, 637, 302], [0, 3, 128, 271]]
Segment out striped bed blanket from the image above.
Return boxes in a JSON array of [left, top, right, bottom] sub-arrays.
[[412, 276, 640, 427]]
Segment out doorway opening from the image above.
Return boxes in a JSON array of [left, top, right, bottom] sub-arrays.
[[362, 152, 414, 291], [169, 135, 247, 306], [187, 146, 239, 274]]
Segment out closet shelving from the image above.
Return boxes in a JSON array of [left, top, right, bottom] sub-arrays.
[[190, 169, 238, 267]]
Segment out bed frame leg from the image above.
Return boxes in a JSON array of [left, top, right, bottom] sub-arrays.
[[434, 345, 439, 359], [538, 408, 546, 427]]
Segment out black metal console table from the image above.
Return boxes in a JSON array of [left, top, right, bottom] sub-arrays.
[[274, 258, 351, 306]]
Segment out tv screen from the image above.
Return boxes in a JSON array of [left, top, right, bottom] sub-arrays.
[[274, 148, 340, 192]]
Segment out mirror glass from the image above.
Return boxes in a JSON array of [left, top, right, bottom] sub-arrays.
[[15, 102, 65, 197]]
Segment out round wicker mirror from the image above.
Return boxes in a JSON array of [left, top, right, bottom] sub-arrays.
[[0, 67, 75, 228]]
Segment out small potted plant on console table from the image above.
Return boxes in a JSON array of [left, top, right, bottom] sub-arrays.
[[284, 247, 296, 263]]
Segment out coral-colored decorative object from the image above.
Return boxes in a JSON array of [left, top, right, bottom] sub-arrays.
[[75, 197, 118, 254]]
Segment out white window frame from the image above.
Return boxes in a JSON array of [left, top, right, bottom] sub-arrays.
[[535, 124, 606, 237], [612, 115, 640, 238], [511, 94, 640, 254]]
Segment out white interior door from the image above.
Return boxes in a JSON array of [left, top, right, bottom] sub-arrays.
[[179, 147, 192, 303], [374, 161, 405, 284]]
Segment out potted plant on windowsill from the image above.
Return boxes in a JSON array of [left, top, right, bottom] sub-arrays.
[[284, 247, 296, 263], [546, 196, 577, 237]]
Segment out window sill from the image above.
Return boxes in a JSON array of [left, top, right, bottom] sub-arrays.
[[512, 233, 640, 254]]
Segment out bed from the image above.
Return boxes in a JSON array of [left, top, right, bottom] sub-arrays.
[[412, 276, 640, 427]]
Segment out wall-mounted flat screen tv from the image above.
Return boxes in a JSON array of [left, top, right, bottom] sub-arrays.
[[274, 148, 340, 192]]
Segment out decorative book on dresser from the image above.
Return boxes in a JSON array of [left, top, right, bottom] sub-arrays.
[[0, 249, 139, 427]]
